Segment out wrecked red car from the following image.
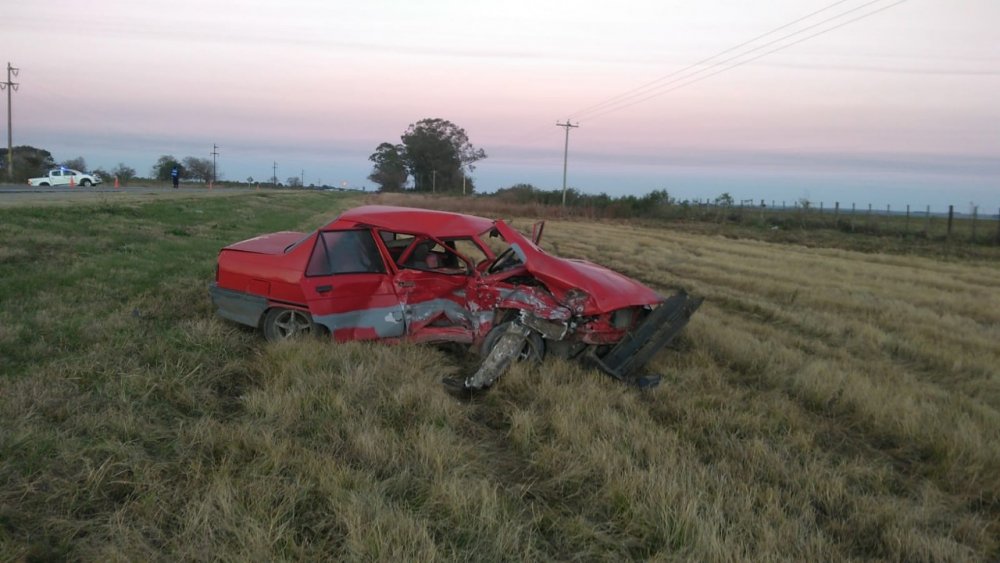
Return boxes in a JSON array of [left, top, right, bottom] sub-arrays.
[[210, 205, 701, 390]]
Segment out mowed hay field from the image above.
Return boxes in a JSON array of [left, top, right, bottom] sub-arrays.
[[1, 193, 998, 560]]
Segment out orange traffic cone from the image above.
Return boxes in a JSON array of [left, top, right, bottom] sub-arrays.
[[114, 176, 120, 189], [69, 175, 76, 188], [256, 183, 259, 191], [208, 181, 213, 190]]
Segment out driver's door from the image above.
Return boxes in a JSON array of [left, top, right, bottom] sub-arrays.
[[389, 236, 478, 343], [52, 170, 69, 186]]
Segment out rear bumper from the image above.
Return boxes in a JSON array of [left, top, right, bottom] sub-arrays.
[[586, 292, 703, 384], [209, 283, 268, 328]]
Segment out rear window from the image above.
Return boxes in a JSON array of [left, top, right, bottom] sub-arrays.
[[306, 230, 386, 276]]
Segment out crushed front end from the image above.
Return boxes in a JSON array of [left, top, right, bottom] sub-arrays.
[[582, 292, 703, 387]]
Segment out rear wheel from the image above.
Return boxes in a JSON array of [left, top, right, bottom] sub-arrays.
[[80, 179, 92, 187], [262, 307, 314, 342]]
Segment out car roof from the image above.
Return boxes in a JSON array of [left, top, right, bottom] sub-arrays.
[[331, 205, 495, 237]]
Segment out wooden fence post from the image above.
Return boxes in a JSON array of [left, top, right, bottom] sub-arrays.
[[947, 205, 954, 241], [905, 204, 910, 233], [834, 201, 840, 219], [924, 205, 931, 237], [971, 206, 978, 242]]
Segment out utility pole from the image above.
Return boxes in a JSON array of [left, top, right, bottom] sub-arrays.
[[211, 144, 219, 183], [556, 119, 579, 206], [272, 161, 277, 188], [301, 169, 304, 187], [2, 62, 19, 181]]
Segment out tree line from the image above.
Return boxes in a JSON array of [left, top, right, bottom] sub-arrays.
[[0, 146, 222, 186]]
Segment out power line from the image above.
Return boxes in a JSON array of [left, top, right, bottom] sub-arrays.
[[578, 0, 907, 122], [568, 0, 856, 121], [572, 0, 903, 122]]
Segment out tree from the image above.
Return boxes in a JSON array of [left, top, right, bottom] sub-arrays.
[[112, 163, 137, 186], [61, 156, 87, 171], [182, 157, 214, 182], [0, 145, 56, 182], [367, 142, 408, 192], [399, 118, 486, 193], [286, 176, 302, 188], [152, 155, 183, 182], [714, 192, 735, 207]]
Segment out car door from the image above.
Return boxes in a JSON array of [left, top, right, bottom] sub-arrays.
[[299, 229, 406, 341], [51, 170, 68, 186], [389, 235, 479, 342]]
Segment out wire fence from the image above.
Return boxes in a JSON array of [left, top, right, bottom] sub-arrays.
[[684, 200, 1000, 245], [368, 192, 1000, 247]]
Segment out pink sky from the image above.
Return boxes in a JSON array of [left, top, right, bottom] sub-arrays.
[[2, 0, 998, 210]]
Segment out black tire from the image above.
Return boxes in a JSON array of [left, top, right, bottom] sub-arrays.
[[81, 179, 92, 187], [481, 321, 544, 362], [39, 182, 49, 187], [262, 307, 314, 342]]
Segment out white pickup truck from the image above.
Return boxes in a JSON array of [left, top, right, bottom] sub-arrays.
[[28, 168, 102, 187]]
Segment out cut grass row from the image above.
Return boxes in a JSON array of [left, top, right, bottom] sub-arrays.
[[2, 192, 998, 560]]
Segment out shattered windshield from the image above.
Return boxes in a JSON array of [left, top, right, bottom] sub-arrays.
[[479, 227, 510, 256], [481, 226, 528, 274]]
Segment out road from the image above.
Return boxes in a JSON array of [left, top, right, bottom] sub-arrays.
[[0, 183, 271, 207]]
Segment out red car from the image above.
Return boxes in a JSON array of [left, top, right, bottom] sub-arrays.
[[210, 205, 701, 388]]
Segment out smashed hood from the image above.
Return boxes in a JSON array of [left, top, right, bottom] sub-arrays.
[[522, 250, 663, 314], [495, 221, 662, 314]]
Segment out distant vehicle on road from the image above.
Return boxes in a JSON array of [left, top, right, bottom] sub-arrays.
[[27, 168, 102, 187]]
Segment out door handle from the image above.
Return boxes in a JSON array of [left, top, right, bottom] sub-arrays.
[[396, 281, 415, 288], [316, 285, 333, 293]]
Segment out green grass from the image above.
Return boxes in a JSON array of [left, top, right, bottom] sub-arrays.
[[1, 192, 998, 560]]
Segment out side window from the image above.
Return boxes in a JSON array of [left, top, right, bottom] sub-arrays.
[[379, 231, 415, 264], [401, 239, 470, 275], [306, 230, 386, 276]]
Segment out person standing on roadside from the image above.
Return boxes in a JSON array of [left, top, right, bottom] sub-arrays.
[[171, 165, 179, 189]]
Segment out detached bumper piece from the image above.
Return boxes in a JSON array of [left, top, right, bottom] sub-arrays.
[[587, 292, 703, 388]]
